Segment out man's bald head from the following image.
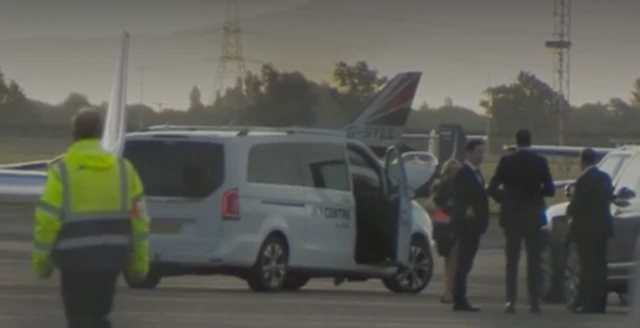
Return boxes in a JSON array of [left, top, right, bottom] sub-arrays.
[[72, 107, 103, 141]]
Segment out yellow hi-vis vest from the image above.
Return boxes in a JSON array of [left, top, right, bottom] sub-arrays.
[[32, 139, 150, 275]]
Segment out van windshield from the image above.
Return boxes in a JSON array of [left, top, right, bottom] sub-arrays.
[[598, 153, 631, 180], [124, 139, 225, 197]]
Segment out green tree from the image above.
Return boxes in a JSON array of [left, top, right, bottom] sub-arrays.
[[59, 92, 91, 115], [127, 104, 156, 129], [188, 85, 205, 112], [0, 74, 33, 124], [444, 97, 453, 107], [0, 68, 8, 104], [569, 102, 616, 145], [331, 61, 388, 120], [242, 64, 317, 126], [607, 97, 632, 118], [480, 71, 559, 144], [631, 78, 640, 108], [416, 101, 430, 111]]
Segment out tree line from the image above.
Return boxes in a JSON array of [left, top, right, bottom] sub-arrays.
[[1, 62, 639, 149]]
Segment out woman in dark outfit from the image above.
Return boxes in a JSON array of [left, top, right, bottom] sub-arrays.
[[427, 159, 461, 303]]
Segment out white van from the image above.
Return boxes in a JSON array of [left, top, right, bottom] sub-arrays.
[[121, 126, 434, 293]]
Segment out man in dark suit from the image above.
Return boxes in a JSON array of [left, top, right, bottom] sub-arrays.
[[451, 139, 489, 312], [488, 129, 555, 314], [567, 148, 614, 313]]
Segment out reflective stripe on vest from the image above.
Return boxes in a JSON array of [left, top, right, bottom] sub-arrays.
[[52, 159, 132, 270]]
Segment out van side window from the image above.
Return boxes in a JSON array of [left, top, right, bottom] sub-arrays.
[[347, 148, 381, 191], [247, 143, 304, 186], [299, 143, 351, 191]]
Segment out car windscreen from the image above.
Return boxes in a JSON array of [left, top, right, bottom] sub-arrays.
[[598, 153, 631, 179], [124, 139, 225, 198]]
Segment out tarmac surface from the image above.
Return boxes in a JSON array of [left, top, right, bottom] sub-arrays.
[[0, 202, 631, 327]]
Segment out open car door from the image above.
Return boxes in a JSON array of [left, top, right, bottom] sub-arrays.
[[383, 145, 413, 266]]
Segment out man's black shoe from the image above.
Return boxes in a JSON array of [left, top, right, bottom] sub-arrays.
[[453, 303, 480, 312], [505, 302, 516, 314]]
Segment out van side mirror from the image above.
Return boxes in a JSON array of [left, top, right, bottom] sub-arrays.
[[615, 187, 636, 200]]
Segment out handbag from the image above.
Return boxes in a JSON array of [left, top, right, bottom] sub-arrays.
[[431, 208, 451, 223]]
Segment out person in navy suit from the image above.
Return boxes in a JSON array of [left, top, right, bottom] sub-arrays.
[[450, 139, 489, 312], [488, 129, 555, 314], [567, 148, 614, 313]]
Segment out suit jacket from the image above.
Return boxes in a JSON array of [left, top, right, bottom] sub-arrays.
[[451, 164, 490, 235], [567, 167, 614, 241], [488, 149, 555, 230]]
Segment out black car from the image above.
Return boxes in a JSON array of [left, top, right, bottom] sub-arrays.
[[542, 147, 640, 305]]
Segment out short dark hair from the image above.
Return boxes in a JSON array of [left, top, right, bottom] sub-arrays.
[[465, 139, 485, 153], [515, 129, 532, 147], [580, 148, 598, 166], [72, 107, 104, 140]]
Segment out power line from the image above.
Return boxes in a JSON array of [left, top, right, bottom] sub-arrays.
[[332, 11, 637, 44]]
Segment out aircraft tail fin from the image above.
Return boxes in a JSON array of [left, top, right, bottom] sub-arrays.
[[100, 32, 130, 157], [343, 72, 421, 148]]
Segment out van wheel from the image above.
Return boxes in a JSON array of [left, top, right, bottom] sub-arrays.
[[564, 243, 580, 308], [124, 271, 161, 289], [539, 243, 553, 300], [382, 236, 433, 294], [247, 234, 289, 292], [282, 275, 310, 291]]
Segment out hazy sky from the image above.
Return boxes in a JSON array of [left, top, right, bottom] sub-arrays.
[[0, 0, 638, 112]]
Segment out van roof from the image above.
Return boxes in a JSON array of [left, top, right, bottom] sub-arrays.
[[127, 130, 286, 139], [127, 125, 348, 140], [616, 145, 640, 153]]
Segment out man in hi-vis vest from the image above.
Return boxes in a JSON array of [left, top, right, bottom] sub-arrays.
[[32, 107, 150, 328]]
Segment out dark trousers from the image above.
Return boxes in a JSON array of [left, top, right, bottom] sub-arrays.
[[504, 227, 542, 304], [453, 231, 480, 305], [60, 271, 119, 328], [575, 239, 608, 312]]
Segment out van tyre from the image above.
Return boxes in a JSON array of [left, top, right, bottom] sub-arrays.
[[564, 242, 580, 308], [539, 243, 554, 301], [247, 234, 289, 292], [124, 271, 161, 289], [382, 235, 433, 294], [541, 230, 567, 304]]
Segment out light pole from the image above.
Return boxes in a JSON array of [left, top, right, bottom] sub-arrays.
[[137, 66, 145, 130]]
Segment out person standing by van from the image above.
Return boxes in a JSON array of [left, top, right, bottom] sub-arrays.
[[451, 139, 488, 312], [567, 148, 613, 313], [427, 159, 461, 303], [31, 108, 150, 328]]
